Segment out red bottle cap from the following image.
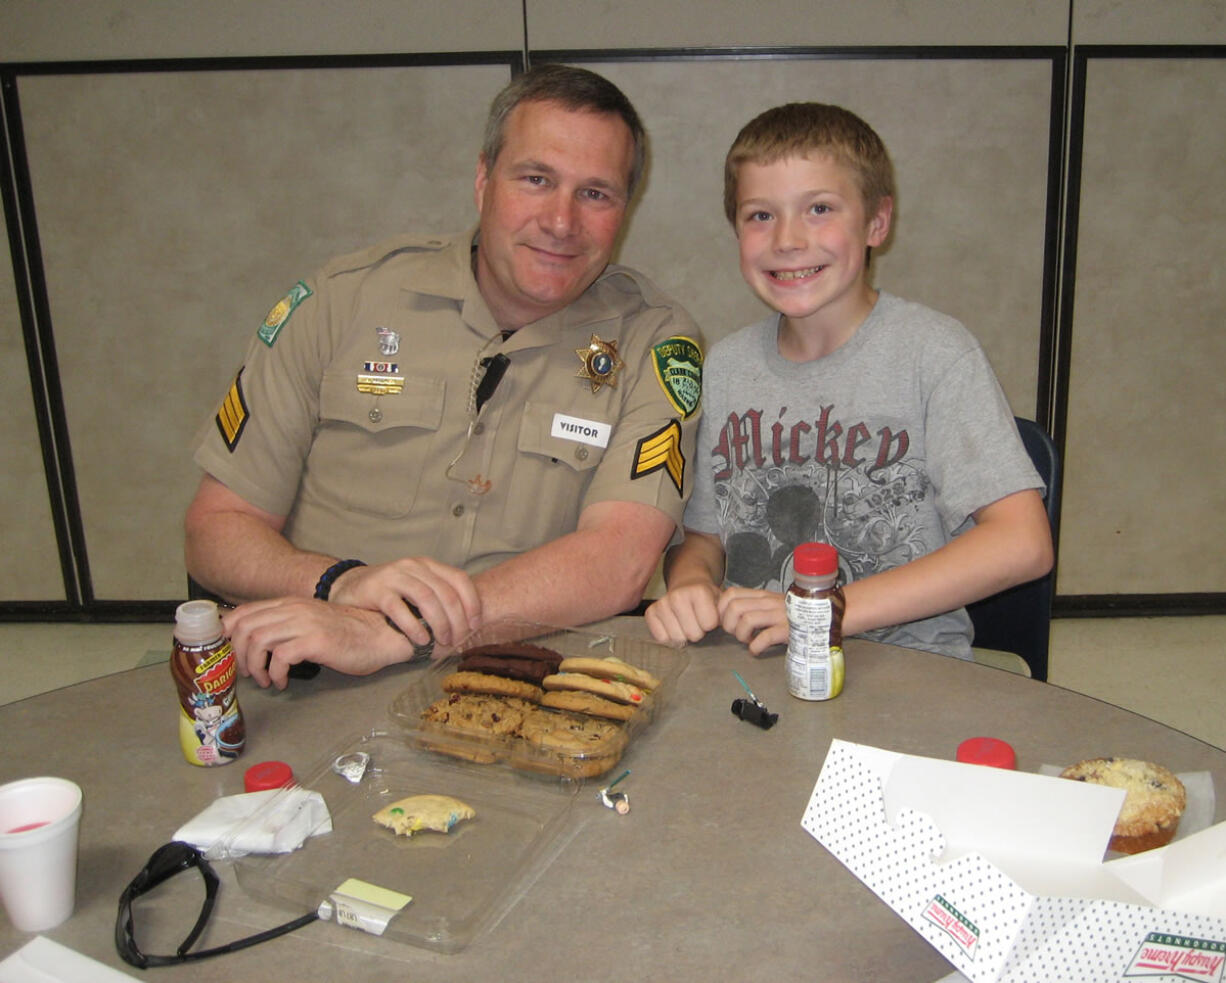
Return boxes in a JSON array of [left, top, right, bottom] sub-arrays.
[[793, 542, 838, 577], [244, 760, 294, 792], [956, 737, 1016, 770]]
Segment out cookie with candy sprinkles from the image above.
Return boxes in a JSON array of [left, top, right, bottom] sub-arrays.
[[542, 672, 646, 706], [558, 656, 660, 691], [373, 794, 474, 837]]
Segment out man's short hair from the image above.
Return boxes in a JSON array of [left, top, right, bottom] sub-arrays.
[[482, 63, 647, 197], [724, 102, 896, 223]]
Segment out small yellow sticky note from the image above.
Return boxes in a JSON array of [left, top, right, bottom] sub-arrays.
[[334, 877, 412, 912]]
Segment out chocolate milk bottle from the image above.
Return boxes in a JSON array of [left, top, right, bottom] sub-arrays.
[[785, 542, 846, 701], [171, 600, 246, 766]]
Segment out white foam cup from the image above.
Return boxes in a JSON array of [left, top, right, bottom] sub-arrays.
[[0, 777, 84, 932]]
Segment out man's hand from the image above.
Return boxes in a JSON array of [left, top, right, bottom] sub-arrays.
[[717, 587, 789, 656], [327, 557, 482, 649], [644, 582, 722, 645], [222, 598, 424, 690]]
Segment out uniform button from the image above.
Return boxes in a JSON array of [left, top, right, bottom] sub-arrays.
[[575, 446, 589, 461], [368, 407, 383, 423], [473, 422, 485, 435], [452, 504, 465, 518]]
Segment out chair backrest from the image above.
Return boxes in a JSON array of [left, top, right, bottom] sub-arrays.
[[964, 417, 1061, 681]]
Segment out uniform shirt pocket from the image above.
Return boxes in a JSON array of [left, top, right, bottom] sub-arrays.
[[515, 401, 609, 471], [503, 402, 609, 543], [305, 368, 445, 517]]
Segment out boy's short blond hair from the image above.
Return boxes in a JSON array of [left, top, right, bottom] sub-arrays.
[[724, 102, 896, 224]]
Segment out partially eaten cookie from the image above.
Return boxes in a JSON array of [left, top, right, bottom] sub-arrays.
[[373, 794, 475, 837]]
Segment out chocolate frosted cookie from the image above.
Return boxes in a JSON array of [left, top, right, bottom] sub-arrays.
[[462, 641, 565, 666], [458, 652, 563, 686]]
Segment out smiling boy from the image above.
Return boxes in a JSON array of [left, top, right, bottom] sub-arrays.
[[646, 102, 1052, 660]]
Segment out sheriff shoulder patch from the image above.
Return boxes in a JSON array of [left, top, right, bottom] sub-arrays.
[[631, 420, 685, 496], [258, 280, 312, 347], [651, 336, 703, 419], [215, 369, 249, 452]]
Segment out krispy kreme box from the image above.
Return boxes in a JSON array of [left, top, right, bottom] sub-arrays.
[[388, 621, 688, 781], [803, 740, 1226, 983]]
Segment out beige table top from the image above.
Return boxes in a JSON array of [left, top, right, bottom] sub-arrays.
[[1, 617, 1222, 982]]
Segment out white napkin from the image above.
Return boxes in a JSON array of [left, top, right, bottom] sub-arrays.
[[173, 787, 332, 858], [0, 936, 140, 983]]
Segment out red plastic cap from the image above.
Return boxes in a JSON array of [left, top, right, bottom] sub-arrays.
[[792, 542, 838, 577], [244, 760, 294, 792], [956, 737, 1017, 770]]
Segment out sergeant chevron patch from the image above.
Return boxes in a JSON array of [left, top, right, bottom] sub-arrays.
[[631, 420, 685, 495], [215, 369, 249, 452]]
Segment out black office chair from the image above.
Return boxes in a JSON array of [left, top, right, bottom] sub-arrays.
[[965, 417, 1061, 681]]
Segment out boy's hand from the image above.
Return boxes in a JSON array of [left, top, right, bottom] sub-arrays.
[[644, 583, 722, 645], [717, 587, 789, 656]]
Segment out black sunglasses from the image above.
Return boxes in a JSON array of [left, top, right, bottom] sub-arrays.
[[115, 841, 317, 968]]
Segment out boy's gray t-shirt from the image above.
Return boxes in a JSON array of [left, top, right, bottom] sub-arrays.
[[684, 290, 1042, 660]]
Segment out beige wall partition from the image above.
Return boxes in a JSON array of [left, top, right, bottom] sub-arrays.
[[1060, 52, 1226, 596], [528, 0, 1071, 47], [590, 55, 1055, 417], [11, 61, 515, 600], [0, 231, 65, 600], [1, 0, 1223, 615]]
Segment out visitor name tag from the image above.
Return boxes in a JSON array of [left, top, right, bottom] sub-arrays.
[[551, 413, 611, 448]]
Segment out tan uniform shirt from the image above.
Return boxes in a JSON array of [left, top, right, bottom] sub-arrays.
[[194, 232, 704, 573]]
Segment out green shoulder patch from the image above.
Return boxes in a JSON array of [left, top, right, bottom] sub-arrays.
[[650, 336, 703, 419], [258, 281, 312, 347]]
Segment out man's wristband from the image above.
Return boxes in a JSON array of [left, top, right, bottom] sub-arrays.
[[313, 559, 366, 601], [313, 558, 433, 662]]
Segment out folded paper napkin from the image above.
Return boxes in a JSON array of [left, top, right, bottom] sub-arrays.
[[173, 787, 332, 858]]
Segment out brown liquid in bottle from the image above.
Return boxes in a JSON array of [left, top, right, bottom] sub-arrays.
[[171, 600, 245, 766]]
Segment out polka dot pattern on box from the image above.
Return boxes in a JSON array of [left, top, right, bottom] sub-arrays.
[[801, 741, 1226, 983]]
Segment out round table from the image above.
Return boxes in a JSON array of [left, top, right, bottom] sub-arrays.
[[1, 618, 1222, 982]]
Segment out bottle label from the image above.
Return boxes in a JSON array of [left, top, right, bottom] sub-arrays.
[[172, 639, 245, 766], [786, 594, 844, 701]]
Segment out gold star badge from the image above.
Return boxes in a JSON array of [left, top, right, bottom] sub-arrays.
[[575, 334, 624, 393]]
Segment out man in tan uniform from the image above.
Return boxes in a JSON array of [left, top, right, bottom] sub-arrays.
[[185, 65, 704, 688]]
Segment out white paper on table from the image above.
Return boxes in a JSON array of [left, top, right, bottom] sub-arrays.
[[172, 786, 332, 859], [0, 936, 140, 983]]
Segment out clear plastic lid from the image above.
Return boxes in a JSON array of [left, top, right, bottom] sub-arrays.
[[174, 599, 224, 645]]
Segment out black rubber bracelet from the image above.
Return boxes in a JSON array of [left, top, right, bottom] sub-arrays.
[[313, 558, 366, 601]]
